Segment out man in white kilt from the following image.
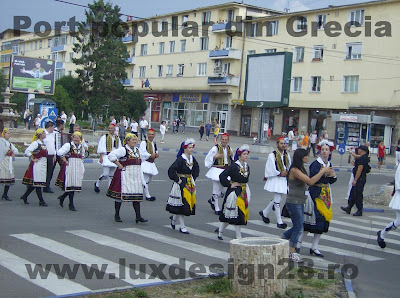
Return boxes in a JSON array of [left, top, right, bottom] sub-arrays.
[[260, 136, 291, 229], [94, 123, 122, 193], [139, 128, 158, 201], [204, 133, 233, 215]]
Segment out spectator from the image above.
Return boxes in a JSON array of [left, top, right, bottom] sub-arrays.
[[34, 114, 41, 129], [69, 111, 76, 134], [118, 120, 126, 140], [139, 116, 148, 141], [110, 116, 116, 125], [24, 109, 30, 130], [300, 132, 310, 153], [288, 129, 294, 151], [310, 130, 318, 157], [172, 119, 177, 133], [181, 117, 186, 134], [205, 120, 212, 141], [60, 111, 67, 124], [176, 117, 180, 133], [377, 141, 386, 171], [160, 121, 166, 143], [122, 116, 129, 130], [130, 119, 139, 136], [199, 122, 205, 140], [323, 130, 329, 140], [213, 123, 220, 145]]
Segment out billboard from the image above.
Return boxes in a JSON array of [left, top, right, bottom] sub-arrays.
[[244, 52, 292, 108], [10, 56, 56, 95]]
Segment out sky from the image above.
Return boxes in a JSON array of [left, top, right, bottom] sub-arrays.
[[1, 0, 374, 33]]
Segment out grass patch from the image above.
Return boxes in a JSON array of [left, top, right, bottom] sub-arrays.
[[196, 277, 232, 295]]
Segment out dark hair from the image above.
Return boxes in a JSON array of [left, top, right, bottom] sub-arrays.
[[289, 148, 308, 175], [55, 119, 64, 127], [45, 121, 54, 128]]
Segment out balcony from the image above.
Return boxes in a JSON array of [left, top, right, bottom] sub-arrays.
[[212, 22, 242, 33], [56, 62, 65, 69], [208, 75, 240, 86], [209, 49, 241, 60], [124, 56, 136, 64], [122, 35, 138, 43], [51, 45, 67, 52], [121, 79, 133, 86]]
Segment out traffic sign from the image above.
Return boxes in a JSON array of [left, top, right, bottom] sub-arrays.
[[338, 143, 346, 155]]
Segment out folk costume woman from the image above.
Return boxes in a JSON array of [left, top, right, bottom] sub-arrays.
[[296, 141, 337, 258], [0, 129, 18, 201], [107, 133, 148, 223], [216, 145, 251, 240], [21, 129, 48, 206], [167, 139, 199, 234], [55, 131, 85, 211]]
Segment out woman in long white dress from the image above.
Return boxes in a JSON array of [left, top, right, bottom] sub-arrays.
[[0, 129, 18, 201]]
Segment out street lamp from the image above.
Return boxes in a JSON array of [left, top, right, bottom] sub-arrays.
[[147, 97, 154, 129]]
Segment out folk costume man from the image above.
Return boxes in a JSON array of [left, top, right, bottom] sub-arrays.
[[139, 128, 159, 201], [205, 133, 234, 214], [259, 136, 291, 229], [94, 123, 122, 193]]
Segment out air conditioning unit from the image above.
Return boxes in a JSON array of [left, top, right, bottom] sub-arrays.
[[273, 108, 281, 114], [326, 110, 332, 116]]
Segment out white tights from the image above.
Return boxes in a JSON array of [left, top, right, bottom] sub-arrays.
[[381, 210, 400, 239], [296, 231, 322, 250], [218, 222, 242, 239]]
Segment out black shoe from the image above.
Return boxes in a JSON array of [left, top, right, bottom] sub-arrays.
[[146, 197, 156, 201], [277, 223, 287, 229], [218, 235, 223, 240], [179, 228, 189, 234], [136, 217, 148, 223], [215, 210, 222, 215], [58, 196, 64, 207], [295, 247, 300, 253], [310, 248, 324, 258], [94, 183, 100, 193], [69, 205, 77, 211], [259, 211, 270, 224], [353, 211, 362, 216], [43, 188, 54, 193], [170, 216, 175, 230], [341, 206, 351, 214], [208, 198, 215, 210], [2, 195, 11, 201], [39, 201, 48, 207], [115, 215, 122, 222], [21, 196, 29, 204], [377, 230, 386, 248]]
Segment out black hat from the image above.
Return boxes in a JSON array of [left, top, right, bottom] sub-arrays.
[[358, 145, 369, 154]]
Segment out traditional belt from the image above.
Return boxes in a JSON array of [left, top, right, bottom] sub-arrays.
[[147, 158, 155, 163], [177, 174, 192, 178], [231, 181, 246, 187], [213, 165, 228, 169], [315, 183, 329, 188]]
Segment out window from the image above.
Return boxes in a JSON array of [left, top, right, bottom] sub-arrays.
[[166, 65, 173, 76], [190, 103, 208, 127], [30, 42, 33, 51], [249, 23, 257, 37], [159, 42, 165, 54], [349, 9, 364, 26], [312, 45, 324, 61], [182, 15, 189, 27], [343, 75, 359, 92], [293, 47, 304, 62], [55, 69, 65, 80], [225, 36, 232, 48], [68, 71, 72, 76], [292, 77, 302, 92], [35, 41, 37, 50], [132, 47, 136, 57], [346, 42, 362, 60], [248, 50, 256, 55], [169, 41, 175, 53], [200, 37, 209, 51], [69, 53, 73, 62], [130, 68, 134, 78], [180, 40, 186, 52], [39, 40, 42, 49], [172, 16, 178, 30], [70, 36, 75, 45], [157, 65, 163, 77], [267, 20, 279, 35], [202, 11, 211, 25], [173, 102, 188, 120], [227, 9, 235, 22], [296, 16, 307, 32], [222, 62, 230, 75], [197, 63, 207, 76], [139, 66, 146, 78], [316, 14, 326, 30], [140, 44, 148, 56], [48, 39, 51, 47], [310, 76, 321, 92], [20, 44, 25, 53], [177, 64, 184, 76], [139, 22, 149, 34], [265, 49, 276, 53], [161, 20, 168, 32]]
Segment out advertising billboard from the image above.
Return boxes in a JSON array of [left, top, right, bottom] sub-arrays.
[[10, 55, 56, 95]]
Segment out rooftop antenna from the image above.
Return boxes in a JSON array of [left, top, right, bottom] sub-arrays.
[[284, 0, 290, 13]]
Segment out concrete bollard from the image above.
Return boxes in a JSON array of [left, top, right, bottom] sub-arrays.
[[230, 237, 289, 297]]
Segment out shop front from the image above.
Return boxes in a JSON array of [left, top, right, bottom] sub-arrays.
[[282, 109, 299, 133], [172, 93, 210, 129]]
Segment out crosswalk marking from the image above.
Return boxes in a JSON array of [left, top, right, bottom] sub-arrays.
[[370, 215, 395, 222], [340, 216, 395, 228], [68, 230, 214, 276], [208, 222, 383, 262], [162, 225, 233, 242], [0, 248, 91, 296], [329, 219, 400, 237], [120, 228, 230, 260], [11, 233, 159, 286], [246, 220, 400, 256]]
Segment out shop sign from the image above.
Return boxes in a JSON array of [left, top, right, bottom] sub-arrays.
[[144, 94, 162, 101], [339, 115, 358, 122], [172, 93, 209, 103]]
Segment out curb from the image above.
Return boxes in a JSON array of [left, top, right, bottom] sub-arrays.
[[345, 278, 357, 298]]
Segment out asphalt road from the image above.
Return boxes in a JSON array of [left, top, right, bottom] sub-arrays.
[[0, 151, 398, 298]]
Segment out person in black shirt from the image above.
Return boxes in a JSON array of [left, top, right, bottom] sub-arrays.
[[341, 145, 370, 216]]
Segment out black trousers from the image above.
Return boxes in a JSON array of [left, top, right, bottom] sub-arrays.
[[311, 143, 316, 156], [45, 155, 55, 189], [348, 176, 366, 211]]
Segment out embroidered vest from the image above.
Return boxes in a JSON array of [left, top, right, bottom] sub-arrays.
[[213, 144, 232, 168]]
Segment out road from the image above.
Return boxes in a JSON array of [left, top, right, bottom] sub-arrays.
[[0, 150, 397, 298]]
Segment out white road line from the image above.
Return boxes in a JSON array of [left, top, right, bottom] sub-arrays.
[[68, 230, 213, 276], [369, 215, 395, 222], [121, 228, 229, 261], [11, 233, 159, 286], [339, 216, 395, 228], [246, 220, 400, 257], [162, 225, 233, 243], [329, 219, 400, 238], [0, 248, 91, 296]]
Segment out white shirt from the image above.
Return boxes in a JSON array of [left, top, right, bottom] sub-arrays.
[[130, 122, 138, 132], [69, 114, 76, 125], [140, 120, 148, 129], [44, 130, 56, 155], [204, 145, 233, 168], [288, 130, 294, 141], [60, 113, 67, 123], [111, 119, 117, 125], [160, 124, 166, 134], [35, 117, 41, 126], [310, 133, 318, 144], [123, 119, 129, 129]]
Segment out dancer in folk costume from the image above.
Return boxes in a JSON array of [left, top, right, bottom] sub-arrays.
[[139, 128, 159, 201], [205, 133, 234, 214], [167, 139, 199, 234], [107, 133, 148, 223], [21, 129, 48, 206], [296, 140, 337, 257], [377, 164, 400, 248], [94, 123, 122, 193], [55, 131, 85, 211], [0, 129, 18, 201], [259, 136, 291, 229], [215, 145, 251, 240]]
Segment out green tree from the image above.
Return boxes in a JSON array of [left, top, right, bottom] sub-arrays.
[[10, 92, 26, 112], [109, 90, 146, 119], [73, 0, 128, 116], [55, 76, 84, 116], [53, 85, 73, 112], [0, 69, 8, 101]]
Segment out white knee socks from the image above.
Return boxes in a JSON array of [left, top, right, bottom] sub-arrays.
[[381, 211, 400, 239], [218, 222, 229, 237], [296, 231, 308, 249], [311, 234, 322, 250], [263, 194, 283, 224], [234, 225, 242, 239]]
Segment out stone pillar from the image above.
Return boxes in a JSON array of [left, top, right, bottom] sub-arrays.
[[230, 237, 289, 297], [298, 109, 309, 132], [273, 112, 283, 136]]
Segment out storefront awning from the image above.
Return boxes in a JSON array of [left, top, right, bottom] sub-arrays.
[[332, 113, 396, 126]]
